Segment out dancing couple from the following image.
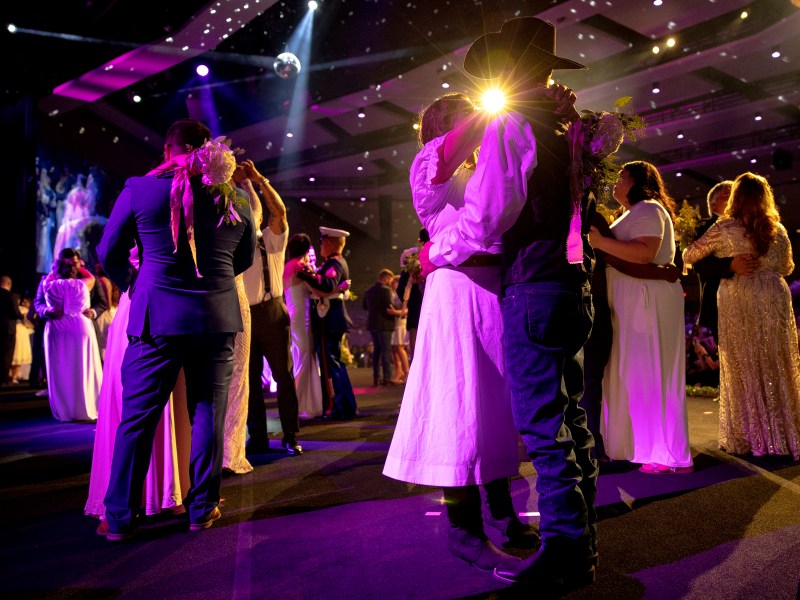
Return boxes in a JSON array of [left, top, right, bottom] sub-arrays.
[[384, 17, 598, 592]]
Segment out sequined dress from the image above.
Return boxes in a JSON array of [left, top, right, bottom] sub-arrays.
[[684, 218, 800, 459], [222, 274, 253, 474]]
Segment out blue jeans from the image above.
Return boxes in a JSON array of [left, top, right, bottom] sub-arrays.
[[501, 281, 597, 543], [370, 330, 393, 383]]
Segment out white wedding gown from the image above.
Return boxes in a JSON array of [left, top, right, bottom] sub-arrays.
[[43, 278, 102, 422], [285, 282, 323, 418]]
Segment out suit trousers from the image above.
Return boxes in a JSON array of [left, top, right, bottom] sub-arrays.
[[247, 297, 299, 443], [370, 329, 393, 383], [501, 281, 597, 544], [104, 332, 234, 529]]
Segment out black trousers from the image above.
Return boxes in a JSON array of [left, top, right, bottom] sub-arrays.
[[247, 297, 299, 443], [105, 332, 234, 527]]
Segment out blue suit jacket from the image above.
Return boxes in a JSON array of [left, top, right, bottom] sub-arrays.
[[98, 173, 256, 337]]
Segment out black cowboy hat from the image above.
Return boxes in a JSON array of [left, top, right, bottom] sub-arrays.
[[464, 17, 587, 80]]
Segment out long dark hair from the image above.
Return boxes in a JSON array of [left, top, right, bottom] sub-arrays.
[[287, 233, 312, 260], [621, 161, 676, 220], [54, 257, 78, 280]]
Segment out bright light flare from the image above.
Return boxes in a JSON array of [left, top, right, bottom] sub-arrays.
[[7, 23, 17, 33], [481, 88, 506, 114], [196, 64, 209, 77], [308, 1, 318, 10]]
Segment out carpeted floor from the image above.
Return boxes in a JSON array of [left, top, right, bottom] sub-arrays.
[[1, 367, 799, 599]]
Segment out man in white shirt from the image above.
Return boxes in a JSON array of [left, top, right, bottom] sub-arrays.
[[242, 168, 302, 456], [420, 17, 597, 591]]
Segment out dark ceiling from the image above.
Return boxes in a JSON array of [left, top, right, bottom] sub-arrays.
[[4, 0, 800, 254]]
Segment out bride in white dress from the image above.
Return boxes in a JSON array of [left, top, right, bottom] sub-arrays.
[[43, 256, 102, 422], [283, 233, 323, 419]]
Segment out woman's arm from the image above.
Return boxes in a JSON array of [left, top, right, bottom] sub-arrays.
[[432, 110, 492, 184], [588, 228, 661, 264]]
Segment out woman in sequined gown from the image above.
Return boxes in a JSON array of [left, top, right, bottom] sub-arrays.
[[684, 172, 800, 460], [222, 176, 263, 474]]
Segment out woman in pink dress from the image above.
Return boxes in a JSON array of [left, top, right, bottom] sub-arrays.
[[384, 92, 546, 570], [85, 250, 191, 528]]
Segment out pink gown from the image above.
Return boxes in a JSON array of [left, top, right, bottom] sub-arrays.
[[84, 291, 191, 519]]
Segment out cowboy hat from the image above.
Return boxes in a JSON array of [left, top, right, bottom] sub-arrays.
[[464, 17, 587, 80]]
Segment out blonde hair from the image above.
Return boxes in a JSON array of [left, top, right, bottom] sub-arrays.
[[418, 93, 475, 147], [725, 172, 781, 257]]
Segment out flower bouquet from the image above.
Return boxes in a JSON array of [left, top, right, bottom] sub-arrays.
[[562, 97, 646, 263], [151, 136, 245, 276], [400, 246, 422, 282], [186, 136, 246, 227]]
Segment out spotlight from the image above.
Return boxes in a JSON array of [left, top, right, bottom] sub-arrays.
[[666, 37, 676, 48], [441, 82, 450, 89], [308, 1, 318, 10], [286, 132, 294, 137], [308, 176, 316, 182], [652, 82, 660, 94], [676, 130, 684, 139], [653, 0, 663, 5], [412, 123, 420, 130], [750, 157, 757, 164], [771, 47, 781, 59], [740, 10, 749, 19], [196, 64, 209, 77], [755, 112, 762, 121], [360, 196, 367, 202], [652, 45, 660, 55], [300, 197, 308, 203], [7, 23, 16, 33], [357, 107, 366, 118], [676, 172, 682, 177], [132, 94, 142, 103], [357, 164, 364, 171], [481, 88, 506, 113]]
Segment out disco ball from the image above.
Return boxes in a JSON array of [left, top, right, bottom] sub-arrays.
[[273, 52, 301, 79]]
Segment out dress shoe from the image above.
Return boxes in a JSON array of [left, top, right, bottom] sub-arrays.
[[494, 537, 595, 590], [189, 506, 222, 531], [281, 436, 303, 455], [485, 514, 541, 549], [448, 528, 520, 571], [97, 519, 136, 542]]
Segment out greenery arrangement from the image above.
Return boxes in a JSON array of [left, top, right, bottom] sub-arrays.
[[674, 199, 703, 250]]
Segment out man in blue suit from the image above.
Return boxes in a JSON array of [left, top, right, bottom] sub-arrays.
[[97, 119, 256, 540]]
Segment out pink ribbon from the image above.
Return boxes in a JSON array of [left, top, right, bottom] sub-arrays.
[[147, 157, 202, 278]]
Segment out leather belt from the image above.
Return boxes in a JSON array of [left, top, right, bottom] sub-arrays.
[[460, 254, 502, 267]]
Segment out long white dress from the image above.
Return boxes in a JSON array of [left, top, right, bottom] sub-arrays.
[[601, 200, 693, 468], [43, 278, 101, 422], [383, 134, 519, 487], [285, 277, 323, 419], [85, 291, 191, 518]]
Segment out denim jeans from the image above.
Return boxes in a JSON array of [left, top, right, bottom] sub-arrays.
[[501, 281, 597, 543]]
